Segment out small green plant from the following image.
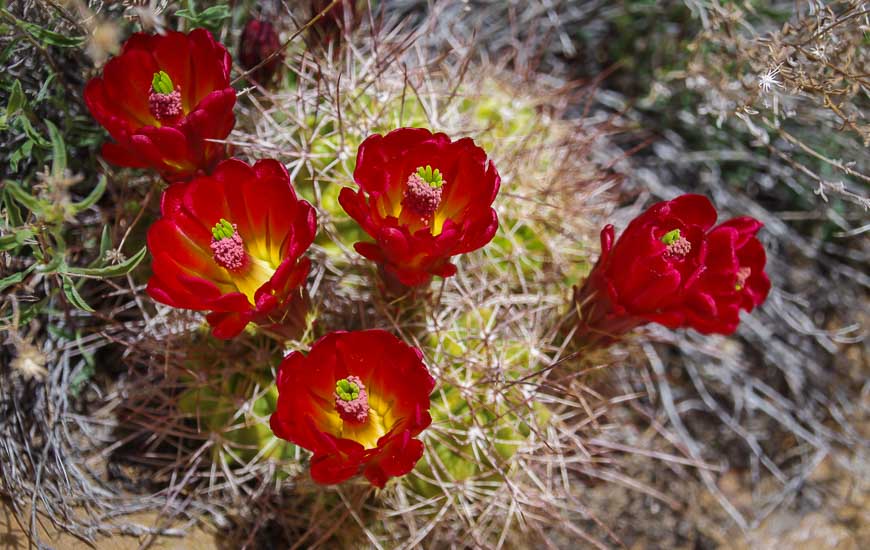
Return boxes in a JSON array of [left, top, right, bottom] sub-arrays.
[[2, 120, 145, 314], [175, 1, 232, 33]]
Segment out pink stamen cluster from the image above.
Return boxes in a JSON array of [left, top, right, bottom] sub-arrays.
[[402, 173, 443, 218], [334, 375, 369, 424], [149, 88, 183, 121], [735, 266, 752, 289], [210, 229, 248, 272], [664, 236, 692, 259]]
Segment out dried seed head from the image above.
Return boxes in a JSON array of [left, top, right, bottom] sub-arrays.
[[11, 339, 48, 381]]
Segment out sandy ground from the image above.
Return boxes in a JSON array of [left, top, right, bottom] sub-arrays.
[[0, 500, 217, 550], [2, 409, 867, 548], [4, 455, 867, 550], [720, 453, 869, 550]]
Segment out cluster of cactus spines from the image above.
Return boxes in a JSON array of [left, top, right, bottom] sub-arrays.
[[92, 4, 630, 544], [113, 326, 305, 502], [189, 9, 631, 545]]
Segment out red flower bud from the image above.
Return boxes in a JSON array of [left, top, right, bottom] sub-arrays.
[[238, 18, 283, 85], [339, 128, 500, 286], [270, 330, 435, 488], [84, 30, 236, 181], [146, 158, 317, 339], [308, 0, 358, 48], [574, 194, 770, 346]]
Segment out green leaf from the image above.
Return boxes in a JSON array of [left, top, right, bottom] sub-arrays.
[[3, 188, 24, 225], [47, 323, 75, 340], [0, 234, 18, 251], [3, 180, 43, 212], [176, 2, 231, 32], [70, 176, 106, 213], [198, 4, 231, 18], [65, 245, 147, 277], [8, 145, 20, 172], [61, 274, 94, 312], [19, 116, 48, 147], [46, 120, 66, 177], [0, 264, 35, 293], [70, 331, 97, 396], [6, 79, 24, 116], [0, 39, 14, 66], [48, 225, 67, 255], [1, 299, 44, 326], [0, 228, 33, 251], [8, 139, 33, 173], [70, 361, 95, 398], [20, 20, 85, 48], [98, 225, 112, 260], [35, 73, 56, 103], [39, 254, 65, 274]]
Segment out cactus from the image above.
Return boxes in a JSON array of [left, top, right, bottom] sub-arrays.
[[177, 372, 296, 466], [407, 383, 550, 498]]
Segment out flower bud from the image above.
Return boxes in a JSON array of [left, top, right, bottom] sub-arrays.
[[308, 0, 358, 50], [239, 18, 283, 85], [572, 195, 771, 348]]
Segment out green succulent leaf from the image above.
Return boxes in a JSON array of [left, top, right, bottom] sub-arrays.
[[0, 228, 34, 251], [0, 264, 35, 293], [3, 180, 44, 212], [3, 187, 24, 225], [19, 20, 85, 48], [46, 120, 66, 177], [6, 79, 24, 117], [61, 274, 94, 312], [70, 176, 106, 214], [98, 226, 112, 260], [64, 245, 147, 277], [18, 116, 48, 147], [176, 1, 231, 33]]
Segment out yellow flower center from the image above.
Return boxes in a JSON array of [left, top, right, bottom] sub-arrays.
[[210, 219, 276, 306], [322, 381, 395, 450]]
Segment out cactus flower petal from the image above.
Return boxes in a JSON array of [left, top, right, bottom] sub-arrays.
[[270, 330, 435, 488], [339, 127, 500, 286], [574, 194, 770, 346], [146, 159, 316, 339], [84, 29, 236, 181]]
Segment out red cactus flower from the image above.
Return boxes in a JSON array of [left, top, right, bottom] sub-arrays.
[[239, 18, 283, 85], [574, 194, 770, 346], [683, 216, 771, 334], [270, 330, 435, 487], [146, 158, 316, 339], [338, 128, 500, 286], [84, 29, 236, 181]]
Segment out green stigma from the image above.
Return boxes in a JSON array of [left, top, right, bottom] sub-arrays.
[[335, 378, 360, 401], [211, 218, 235, 240], [661, 228, 682, 245], [416, 165, 444, 188], [151, 70, 175, 95]]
